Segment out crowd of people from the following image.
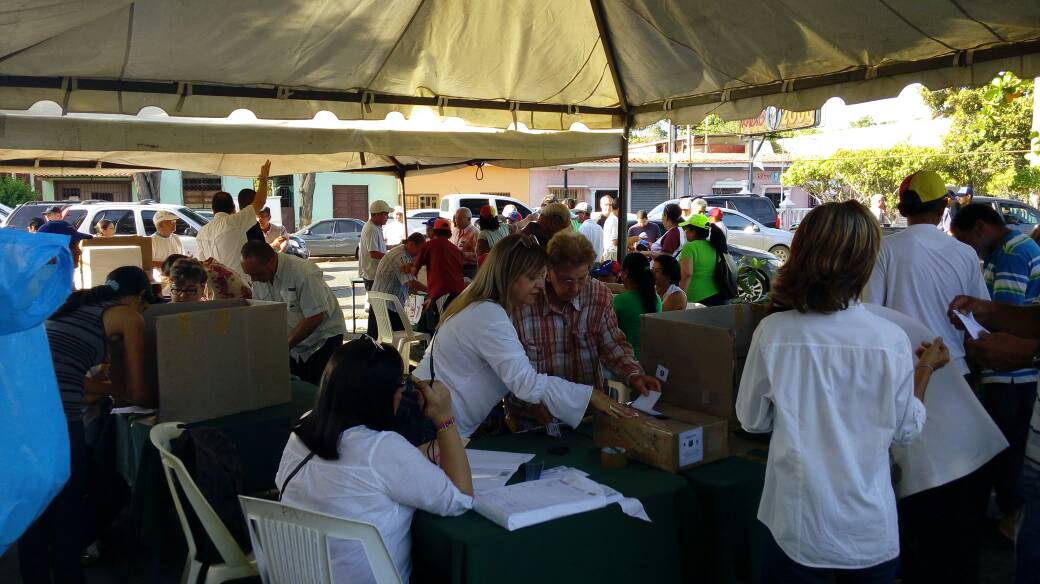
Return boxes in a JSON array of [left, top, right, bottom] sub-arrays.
[[15, 162, 1040, 584]]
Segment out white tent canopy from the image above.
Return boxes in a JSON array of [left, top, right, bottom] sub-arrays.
[[1, 0, 1038, 129], [0, 111, 622, 176]]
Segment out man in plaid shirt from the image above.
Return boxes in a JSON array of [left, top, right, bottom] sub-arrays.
[[507, 231, 661, 427]]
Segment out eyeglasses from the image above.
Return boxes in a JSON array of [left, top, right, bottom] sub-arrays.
[[550, 269, 588, 288], [170, 286, 200, 297]]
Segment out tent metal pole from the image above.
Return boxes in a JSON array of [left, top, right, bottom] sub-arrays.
[[617, 117, 631, 256]]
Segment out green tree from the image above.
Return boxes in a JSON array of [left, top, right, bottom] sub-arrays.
[[781, 144, 948, 208], [0, 176, 36, 208], [849, 115, 875, 128], [920, 72, 1036, 197]]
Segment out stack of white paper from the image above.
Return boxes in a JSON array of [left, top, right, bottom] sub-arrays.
[[474, 474, 608, 531], [466, 449, 535, 493], [539, 466, 651, 522]]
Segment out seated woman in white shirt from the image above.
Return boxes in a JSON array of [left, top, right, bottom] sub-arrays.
[[413, 233, 637, 439], [735, 200, 950, 584], [276, 337, 473, 584]]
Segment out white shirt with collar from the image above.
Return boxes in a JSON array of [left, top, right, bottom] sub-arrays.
[[277, 427, 472, 584], [579, 219, 604, 259], [359, 220, 387, 281], [413, 300, 593, 438], [196, 207, 258, 280], [736, 301, 925, 569], [864, 223, 990, 375], [601, 212, 619, 258], [251, 254, 346, 361]]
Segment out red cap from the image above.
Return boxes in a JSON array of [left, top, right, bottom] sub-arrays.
[[709, 208, 723, 220], [479, 205, 495, 219], [432, 218, 452, 232]]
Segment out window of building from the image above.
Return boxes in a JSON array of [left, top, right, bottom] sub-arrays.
[[182, 173, 223, 208], [61, 187, 82, 200], [405, 193, 439, 210], [547, 187, 586, 201]]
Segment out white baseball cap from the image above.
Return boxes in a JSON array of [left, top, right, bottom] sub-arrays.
[[153, 210, 179, 224], [369, 200, 392, 214], [575, 201, 590, 212], [678, 197, 693, 210]]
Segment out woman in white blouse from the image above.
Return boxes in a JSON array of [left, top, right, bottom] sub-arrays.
[[735, 201, 950, 583], [413, 233, 636, 438], [277, 337, 473, 584]]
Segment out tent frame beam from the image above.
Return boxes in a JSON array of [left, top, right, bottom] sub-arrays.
[[0, 75, 623, 117], [590, 0, 628, 112]]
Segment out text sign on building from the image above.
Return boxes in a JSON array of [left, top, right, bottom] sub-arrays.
[[739, 106, 820, 136], [754, 171, 781, 184]]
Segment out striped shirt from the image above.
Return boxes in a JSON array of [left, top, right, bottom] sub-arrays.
[[982, 231, 1040, 384], [45, 301, 120, 422], [371, 245, 415, 312]]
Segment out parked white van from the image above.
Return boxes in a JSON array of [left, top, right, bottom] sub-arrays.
[[438, 194, 535, 219]]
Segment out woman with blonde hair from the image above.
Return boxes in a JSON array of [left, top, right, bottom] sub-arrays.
[[736, 200, 950, 583], [413, 233, 637, 438]]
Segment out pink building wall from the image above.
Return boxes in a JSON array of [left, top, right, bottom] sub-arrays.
[[527, 166, 810, 208]]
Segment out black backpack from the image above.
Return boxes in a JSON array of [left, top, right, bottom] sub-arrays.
[[170, 426, 252, 565]]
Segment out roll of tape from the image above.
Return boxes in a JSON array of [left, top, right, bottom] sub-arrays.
[[600, 446, 627, 469]]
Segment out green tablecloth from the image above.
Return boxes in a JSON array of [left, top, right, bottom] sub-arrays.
[[681, 455, 768, 584], [411, 428, 701, 584], [110, 380, 318, 543]]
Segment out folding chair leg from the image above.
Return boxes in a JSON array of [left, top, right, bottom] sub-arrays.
[[182, 556, 201, 584]]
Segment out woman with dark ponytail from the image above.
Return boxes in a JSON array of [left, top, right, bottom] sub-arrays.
[[19, 265, 156, 584], [678, 214, 728, 307], [613, 253, 662, 358]]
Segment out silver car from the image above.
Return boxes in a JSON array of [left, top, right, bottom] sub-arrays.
[[715, 208, 793, 263], [294, 218, 366, 257]]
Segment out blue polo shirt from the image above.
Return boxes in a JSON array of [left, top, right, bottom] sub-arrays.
[[982, 231, 1040, 384]]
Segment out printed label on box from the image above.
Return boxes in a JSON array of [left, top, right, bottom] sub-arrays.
[[655, 364, 669, 383], [678, 427, 704, 467]]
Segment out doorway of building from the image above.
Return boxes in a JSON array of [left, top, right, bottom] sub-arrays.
[[332, 185, 369, 220]]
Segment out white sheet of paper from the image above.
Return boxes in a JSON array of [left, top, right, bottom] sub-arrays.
[[517, 466, 650, 523], [466, 449, 535, 493], [630, 391, 662, 415], [953, 311, 989, 340]]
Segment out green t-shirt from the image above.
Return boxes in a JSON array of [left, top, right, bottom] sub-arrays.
[[612, 289, 662, 358], [677, 239, 720, 302]]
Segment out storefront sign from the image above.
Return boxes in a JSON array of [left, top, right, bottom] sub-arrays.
[[739, 106, 819, 135]]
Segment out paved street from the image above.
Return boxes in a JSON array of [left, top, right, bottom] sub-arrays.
[[315, 257, 370, 336]]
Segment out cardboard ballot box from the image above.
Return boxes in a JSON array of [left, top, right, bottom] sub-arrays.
[[593, 403, 728, 473], [81, 246, 143, 288], [112, 299, 291, 423], [640, 304, 769, 429], [81, 236, 154, 273]]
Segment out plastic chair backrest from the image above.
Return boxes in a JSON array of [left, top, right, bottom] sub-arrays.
[[239, 496, 402, 584], [150, 423, 252, 569], [369, 292, 422, 339]]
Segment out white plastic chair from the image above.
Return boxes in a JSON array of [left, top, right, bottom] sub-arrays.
[[150, 423, 258, 584], [238, 495, 403, 584], [368, 292, 431, 370]]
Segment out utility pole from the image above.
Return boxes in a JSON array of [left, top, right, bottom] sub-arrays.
[[667, 122, 676, 198]]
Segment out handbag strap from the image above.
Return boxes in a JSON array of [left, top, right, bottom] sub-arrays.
[[277, 451, 316, 502]]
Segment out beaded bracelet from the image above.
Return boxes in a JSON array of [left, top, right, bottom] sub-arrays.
[[436, 417, 456, 433]]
